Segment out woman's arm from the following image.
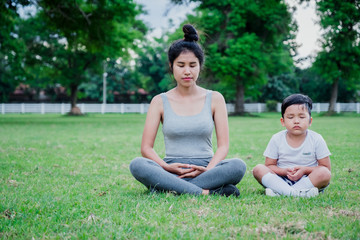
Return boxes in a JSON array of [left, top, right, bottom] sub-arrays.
[[141, 95, 195, 175], [140, 95, 166, 166], [207, 91, 229, 170]]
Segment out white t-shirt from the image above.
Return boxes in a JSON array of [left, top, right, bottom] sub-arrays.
[[263, 130, 331, 168]]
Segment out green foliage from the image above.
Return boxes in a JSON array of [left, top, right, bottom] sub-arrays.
[[260, 73, 299, 102], [0, 0, 30, 102], [3, 0, 359, 106], [0, 114, 359, 238], [78, 59, 147, 103], [36, 0, 146, 58], [173, 0, 295, 111], [297, 67, 358, 102], [209, 33, 266, 85], [17, 0, 146, 110], [266, 100, 278, 112], [135, 36, 174, 99], [313, 0, 360, 111]]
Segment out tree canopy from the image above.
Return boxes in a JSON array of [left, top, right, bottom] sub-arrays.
[[313, 0, 360, 112], [1, 0, 359, 108], [171, 0, 296, 114], [0, 0, 30, 101], [8, 0, 146, 114]]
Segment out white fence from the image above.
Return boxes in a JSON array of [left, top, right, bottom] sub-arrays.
[[0, 102, 359, 114], [0, 103, 149, 114]]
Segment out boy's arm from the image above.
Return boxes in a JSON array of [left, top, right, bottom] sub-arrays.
[[295, 156, 331, 173], [317, 156, 331, 171], [287, 156, 331, 181], [265, 157, 289, 176]]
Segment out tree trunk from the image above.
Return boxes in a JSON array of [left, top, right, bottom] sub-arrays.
[[328, 77, 339, 113], [69, 84, 82, 115], [234, 81, 245, 115]]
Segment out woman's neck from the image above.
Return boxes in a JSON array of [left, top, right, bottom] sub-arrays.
[[175, 84, 198, 97]]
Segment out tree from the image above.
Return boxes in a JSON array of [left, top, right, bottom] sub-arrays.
[[79, 34, 174, 104], [135, 35, 174, 99], [21, 0, 146, 114], [313, 0, 360, 113], [171, 0, 295, 114], [296, 67, 358, 103], [0, 0, 30, 102], [78, 59, 146, 103], [260, 73, 299, 102]]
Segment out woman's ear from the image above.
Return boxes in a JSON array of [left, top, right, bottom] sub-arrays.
[[169, 62, 173, 73]]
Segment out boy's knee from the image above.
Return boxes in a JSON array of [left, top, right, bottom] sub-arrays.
[[316, 166, 331, 181], [252, 164, 266, 176], [252, 164, 272, 183]]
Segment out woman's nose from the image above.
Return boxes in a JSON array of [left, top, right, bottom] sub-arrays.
[[184, 66, 190, 74]]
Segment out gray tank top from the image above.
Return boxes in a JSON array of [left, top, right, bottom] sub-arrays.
[[161, 90, 214, 158]]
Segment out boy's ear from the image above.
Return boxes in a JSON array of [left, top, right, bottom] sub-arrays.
[[309, 117, 313, 125], [280, 117, 285, 126]]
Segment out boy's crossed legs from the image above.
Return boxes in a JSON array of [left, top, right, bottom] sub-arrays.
[[252, 164, 331, 197]]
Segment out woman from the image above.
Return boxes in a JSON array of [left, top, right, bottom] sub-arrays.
[[130, 24, 246, 196]]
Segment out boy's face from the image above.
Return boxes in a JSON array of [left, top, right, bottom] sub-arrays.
[[281, 104, 312, 136]]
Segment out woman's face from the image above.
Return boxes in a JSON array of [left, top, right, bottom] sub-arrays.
[[171, 51, 200, 88]]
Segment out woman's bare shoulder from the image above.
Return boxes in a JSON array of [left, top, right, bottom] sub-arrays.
[[148, 94, 164, 113], [151, 94, 163, 104], [211, 90, 225, 103]]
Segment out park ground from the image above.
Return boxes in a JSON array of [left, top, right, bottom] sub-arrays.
[[0, 113, 359, 239]]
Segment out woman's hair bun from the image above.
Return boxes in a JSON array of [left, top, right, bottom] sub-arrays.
[[183, 24, 198, 42]]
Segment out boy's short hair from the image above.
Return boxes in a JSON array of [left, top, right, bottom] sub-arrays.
[[281, 94, 313, 118]]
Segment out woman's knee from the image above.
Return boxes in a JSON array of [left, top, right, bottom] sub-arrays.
[[227, 158, 247, 180], [227, 158, 246, 171], [129, 157, 147, 176]]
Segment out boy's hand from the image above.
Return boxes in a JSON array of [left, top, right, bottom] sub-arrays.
[[287, 166, 305, 181]]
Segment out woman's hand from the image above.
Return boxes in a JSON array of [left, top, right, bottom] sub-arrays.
[[164, 163, 207, 178], [178, 165, 207, 178], [164, 163, 194, 176]]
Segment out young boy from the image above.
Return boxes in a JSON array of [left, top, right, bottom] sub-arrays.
[[253, 94, 331, 197]]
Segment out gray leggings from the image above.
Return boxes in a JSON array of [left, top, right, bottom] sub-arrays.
[[129, 157, 247, 195]]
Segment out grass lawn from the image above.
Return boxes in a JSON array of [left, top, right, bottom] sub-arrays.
[[0, 113, 359, 239]]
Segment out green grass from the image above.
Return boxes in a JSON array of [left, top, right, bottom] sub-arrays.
[[0, 113, 359, 239]]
